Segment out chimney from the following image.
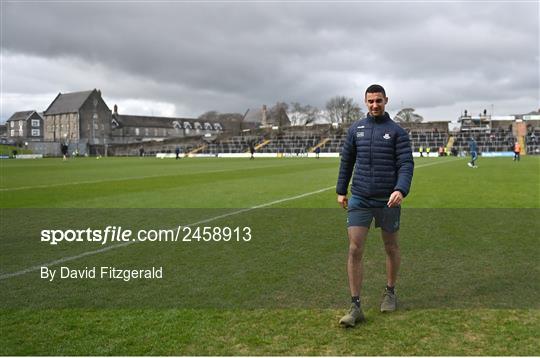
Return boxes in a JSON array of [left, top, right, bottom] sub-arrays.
[[114, 104, 118, 115], [262, 105, 267, 126]]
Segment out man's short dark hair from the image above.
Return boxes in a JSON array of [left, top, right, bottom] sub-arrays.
[[365, 84, 386, 97]]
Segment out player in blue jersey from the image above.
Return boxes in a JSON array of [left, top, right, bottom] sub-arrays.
[[468, 137, 478, 168]]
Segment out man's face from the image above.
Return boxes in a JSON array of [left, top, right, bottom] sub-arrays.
[[365, 92, 388, 117]]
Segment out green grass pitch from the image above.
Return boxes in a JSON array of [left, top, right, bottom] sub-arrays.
[[1, 156, 539, 355]]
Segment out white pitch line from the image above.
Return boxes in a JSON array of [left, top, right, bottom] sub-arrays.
[[0, 158, 458, 280], [0, 186, 333, 280], [1, 157, 459, 192], [0, 165, 274, 192]]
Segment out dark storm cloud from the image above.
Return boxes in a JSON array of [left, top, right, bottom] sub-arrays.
[[1, 1, 538, 120]]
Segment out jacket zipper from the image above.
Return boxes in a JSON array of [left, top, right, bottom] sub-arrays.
[[370, 120, 375, 194]]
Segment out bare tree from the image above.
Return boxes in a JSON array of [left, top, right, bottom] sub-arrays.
[[325, 96, 363, 124], [218, 113, 244, 121], [274, 101, 289, 112], [198, 110, 243, 122], [198, 110, 219, 122], [268, 102, 290, 128], [394, 108, 424, 123], [289, 102, 319, 126]]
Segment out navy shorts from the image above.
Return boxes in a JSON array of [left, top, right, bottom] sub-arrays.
[[347, 195, 401, 233]]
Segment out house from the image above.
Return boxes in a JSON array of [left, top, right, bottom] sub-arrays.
[[43, 89, 112, 148], [6, 110, 44, 142], [0, 124, 6, 141]]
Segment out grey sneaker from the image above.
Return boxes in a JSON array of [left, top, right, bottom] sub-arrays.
[[380, 289, 397, 312], [339, 304, 365, 327]]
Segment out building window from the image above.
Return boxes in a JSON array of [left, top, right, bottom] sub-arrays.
[[31, 129, 40, 136], [144, 128, 149, 136], [10, 121, 14, 128], [10, 129, 15, 136], [135, 128, 140, 136], [31, 119, 40, 127], [154, 129, 158, 136]]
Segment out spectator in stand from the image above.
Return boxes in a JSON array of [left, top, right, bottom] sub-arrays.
[[438, 146, 444, 157]]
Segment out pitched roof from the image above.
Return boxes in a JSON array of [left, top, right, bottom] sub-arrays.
[[7, 110, 37, 122], [114, 114, 196, 128], [44, 90, 94, 115]]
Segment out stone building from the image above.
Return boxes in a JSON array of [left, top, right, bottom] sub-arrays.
[[43, 89, 111, 154]]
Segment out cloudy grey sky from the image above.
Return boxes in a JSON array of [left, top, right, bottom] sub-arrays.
[[1, 1, 538, 123]]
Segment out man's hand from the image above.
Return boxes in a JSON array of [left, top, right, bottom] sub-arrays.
[[387, 191, 403, 208], [337, 195, 348, 209]]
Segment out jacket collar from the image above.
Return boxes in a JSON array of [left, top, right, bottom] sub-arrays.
[[366, 112, 391, 123]]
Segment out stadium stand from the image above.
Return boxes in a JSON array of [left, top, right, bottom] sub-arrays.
[[106, 115, 539, 157]]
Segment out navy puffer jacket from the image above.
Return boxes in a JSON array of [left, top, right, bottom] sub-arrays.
[[336, 112, 414, 198]]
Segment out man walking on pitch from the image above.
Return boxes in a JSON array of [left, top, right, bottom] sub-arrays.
[[336, 84, 414, 327], [468, 136, 478, 168]]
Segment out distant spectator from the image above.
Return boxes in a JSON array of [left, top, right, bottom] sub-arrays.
[[249, 142, 255, 160], [315, 146, 321, 159], [61, 143, 68, 161], [175, 146, 181, 160], [139, 146, 144, 157], [513, 141, 521, 162]]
